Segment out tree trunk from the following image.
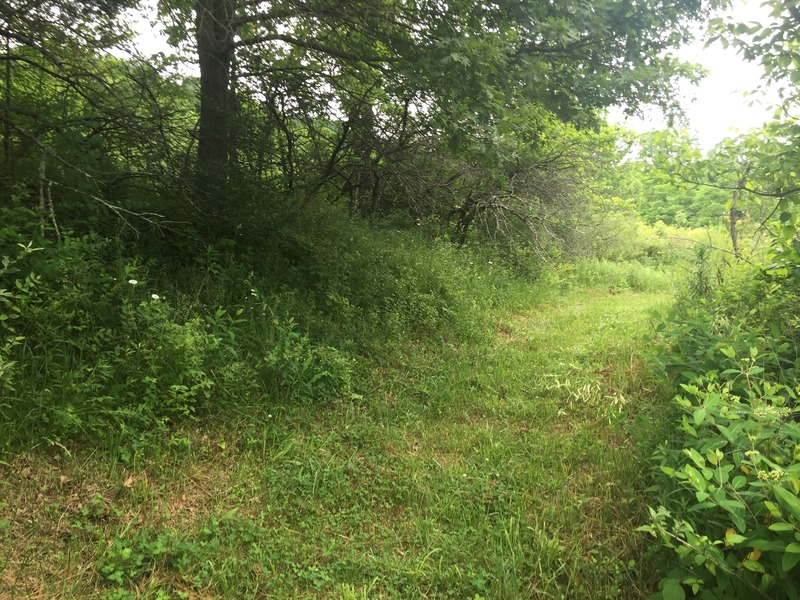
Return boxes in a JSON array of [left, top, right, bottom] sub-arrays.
[[730, 188, 740, 259], [3, 35, 12, 165], [195, 0, 234, 199]]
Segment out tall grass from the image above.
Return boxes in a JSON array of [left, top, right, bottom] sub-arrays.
[[0, 199, 685, 598], [571, 258, 676, 293], [0, 201, 555, 452]]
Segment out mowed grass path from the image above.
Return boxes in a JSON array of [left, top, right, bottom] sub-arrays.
[[1, 289, 674, 599]]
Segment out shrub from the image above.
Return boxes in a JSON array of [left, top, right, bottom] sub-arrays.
[[643, 251, 800, 599], [0, 197, 554, 451], [0, 232, 260, 448], [642, 368, 800, 599], [260, 317, 352, 403]]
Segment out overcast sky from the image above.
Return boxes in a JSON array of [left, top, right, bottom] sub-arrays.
[[610, 0, 778, 150]]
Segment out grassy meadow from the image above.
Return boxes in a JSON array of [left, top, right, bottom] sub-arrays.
[[1, 254, 676, 598]]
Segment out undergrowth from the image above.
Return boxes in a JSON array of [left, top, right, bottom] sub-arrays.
[[572, 258, 676, 293], [0, 201, 544, 453], [0, 286, 672, 599], [642, 249, 800, 599], [0, 199, 679, 598]]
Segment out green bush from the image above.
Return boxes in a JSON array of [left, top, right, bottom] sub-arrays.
[[0, 233, 247, 445], [642, 369, 800, 599], [0, 198, 557, 451], [269, 210, 471, 341], [2, 202, 508, 449], [260, 316, 352, 403], [0, 240, 41, 399], [654, 270, 799, 394], [644, 252, 800, 599]]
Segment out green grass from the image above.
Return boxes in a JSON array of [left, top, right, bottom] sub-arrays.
[[572, 258, 676, 293], [0, 286, 674, 599]]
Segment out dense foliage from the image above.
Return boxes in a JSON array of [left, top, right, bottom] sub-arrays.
[[641, 253, 800, 598], [4, 0, 800, 597], [629, 4, 800, 598], [0, 0, 724, 453], [1, 0, 727, 238]]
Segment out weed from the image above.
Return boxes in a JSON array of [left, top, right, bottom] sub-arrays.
[[0, 204, 676, 598]]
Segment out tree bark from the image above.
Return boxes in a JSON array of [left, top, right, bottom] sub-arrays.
[[195, 0, 234, 198], [730, 188, 740, 259], [3, 35, 11, 164]]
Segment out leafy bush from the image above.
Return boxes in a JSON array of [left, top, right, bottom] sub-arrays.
[[3, 200, 523, 449], [654, 273, 799, 394], [269, 211, 471, 341], [0, 240, 41, 398], [0, 233, 245, 445], [260, 317, 352, 403], [0, 197, 559, 452], [0, 243, 274, 446], [642, 368, 800, 599], [643, 252, 800, 599]]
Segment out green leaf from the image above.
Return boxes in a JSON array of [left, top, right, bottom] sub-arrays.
[[685, 448, 706, 469], [732, 476, 747, 490], [683, 465, 707, 491], [726, 533, 746, 545], [719, 499, 746, 511], [732, 512, 747, 534], [784, 551, 800, 573], [706, 449, 722, 466], [222, 507, 240, 520], [765, 500, 783, 518], [694, 408, 706, 426], [743, 559, 766, 573], [681, 419, 697, 437], [769, 522, 795, 532], [663, 579, 685, 600], [787, 543, 800, 553], [750, 539, 789, 552], [774, 486, 800, 523]]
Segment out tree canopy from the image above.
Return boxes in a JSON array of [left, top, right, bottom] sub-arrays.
[[0, 0, 730, 242]]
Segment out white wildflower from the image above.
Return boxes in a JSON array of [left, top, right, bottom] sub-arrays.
[[151, 294, 160, 300], [128, 279, 138, 285]]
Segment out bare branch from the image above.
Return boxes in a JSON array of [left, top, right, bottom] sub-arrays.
[[1, 116, 167, 233]]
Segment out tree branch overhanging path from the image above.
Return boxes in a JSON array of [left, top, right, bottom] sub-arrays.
[[173, 0, 726, 229]]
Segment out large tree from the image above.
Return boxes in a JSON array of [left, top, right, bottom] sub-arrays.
[[159, 0, 726, 208]]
